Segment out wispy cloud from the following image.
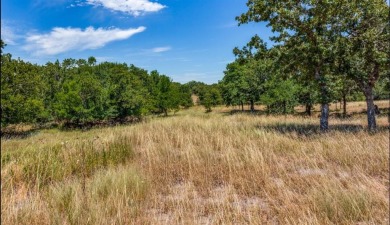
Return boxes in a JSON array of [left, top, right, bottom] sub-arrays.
[[67, 0, 88, 8], [1, 21, 22, 45], [23, 26, 146, 56], [152, 46, 171, 53], [85, 0, 166, 16]]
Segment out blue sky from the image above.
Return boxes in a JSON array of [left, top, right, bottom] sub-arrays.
[[1, 0, 273, 84]]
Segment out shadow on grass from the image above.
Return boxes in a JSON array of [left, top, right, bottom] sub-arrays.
[[223, 107, 390, 123], [0, 129, 39, 139], [1, 117, 143, 139], [222, 109, 268, 116], [328, 107, 389, 118], [257, 123, 389, 137]]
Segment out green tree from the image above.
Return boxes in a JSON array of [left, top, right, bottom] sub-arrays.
[[296, 79, 318, 116], [373, 75, 390, 100], [41, 60, 64, 119], [0, 39, 6, 54], [237, 0, 346, 131], [107, 63, 146, 119], [238, 0, 389, 131], [232, 36, 270, 112], [177, 83, 193, 108], [332, 74, 359, 117], [221, 62, 248, 111], [335, 0, 389, 131], [149, 71, 179, 116], [1, 48, 48, 126], [53, 71, 104, 124], [0, 43, 195, 127], [261, 76, 299, 114], [201, 86, 222, 112]]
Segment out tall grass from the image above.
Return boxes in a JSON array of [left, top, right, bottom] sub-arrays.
[[1, 101, 389, 224], [2, 136, 134, 189], [47, 166, 147, 225]]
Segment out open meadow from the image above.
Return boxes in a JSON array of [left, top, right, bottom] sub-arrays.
[[1, 101, 389, 225]]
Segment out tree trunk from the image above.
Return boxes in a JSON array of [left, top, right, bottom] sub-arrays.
[[342, 94, 347, 117], [250, 100, 255, 112], [241, 101, 244, 111], [315, 67, 329, 132], [164, 108, 168, 117], [320, 103, 329, 131], [363, 86, 377, 131], [305, 104, 312, 116], [283, 100, 287, 114]]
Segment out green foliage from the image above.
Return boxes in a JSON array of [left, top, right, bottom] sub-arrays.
[[188, 82, 223, 112], [0, 39, 5, 54], [1, 56, 48, 126], [336, 0, 389, 90], [105, 63, 146, 119], [261, 77, 299, 114], [184, 80, 207, 96], [374, 76, 390, 100], [220, 62, 248, 107], [148, 71, 187, 116], [222, 36, 304, 114], [177, 83, 193, 108], [235, 1, 388, 130], [0, 41, 194, 126], [221, 38, 270, 109], [200, 86, 222, 112]]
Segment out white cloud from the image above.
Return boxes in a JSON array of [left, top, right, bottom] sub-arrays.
[[23, 26, 146, 55], [152, 46, 171, 53], [1, 22, 22, 45], [86, 0, 166, 16]]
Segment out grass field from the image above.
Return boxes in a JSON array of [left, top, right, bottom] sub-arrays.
[[1, 100, 389, 224]]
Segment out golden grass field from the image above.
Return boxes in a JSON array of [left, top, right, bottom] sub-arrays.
[[1, 100, 389, 224]]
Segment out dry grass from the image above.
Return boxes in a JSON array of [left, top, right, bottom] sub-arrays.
[[1, 101, 389, 224]]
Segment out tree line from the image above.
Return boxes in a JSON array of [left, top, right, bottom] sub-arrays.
[[221, 0, 389, 131], [0, 40, 227, 128], [1, 41, 196, 127]]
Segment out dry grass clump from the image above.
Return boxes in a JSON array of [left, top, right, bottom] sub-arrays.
[[2, 165, 147, 225], [46, 166, 147, 225], [311, 183, 382, 224], [2, 136, 134, 189], [1, 135, 142, 225], [1, 101, 389, 224]]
